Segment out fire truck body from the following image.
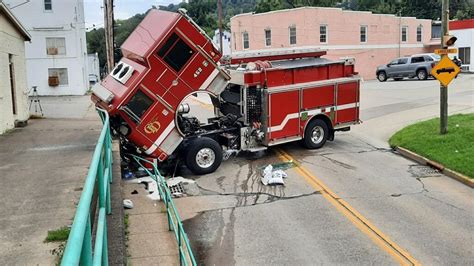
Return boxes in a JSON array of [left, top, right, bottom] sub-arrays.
[[92, 9, 360, 175], [221, 52, 360, 154]]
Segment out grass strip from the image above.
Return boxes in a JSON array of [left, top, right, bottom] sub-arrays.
[[45, 227, 70, 242], [389, 113, 474, 178]]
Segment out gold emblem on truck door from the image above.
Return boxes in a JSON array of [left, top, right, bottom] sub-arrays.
[[144, 120, 161, 134]]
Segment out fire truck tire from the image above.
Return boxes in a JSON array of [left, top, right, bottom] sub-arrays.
[[185, 137, 223, 175], [303, 119, 329, 149]]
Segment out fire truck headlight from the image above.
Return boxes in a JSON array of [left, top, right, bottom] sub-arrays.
[[119, 124, 131, 136]]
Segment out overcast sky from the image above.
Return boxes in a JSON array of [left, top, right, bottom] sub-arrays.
[[84, 0, 181, 30]]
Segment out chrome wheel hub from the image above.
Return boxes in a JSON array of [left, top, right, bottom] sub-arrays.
[[196, 148, 215, 168], [311, 126, 324, 144]]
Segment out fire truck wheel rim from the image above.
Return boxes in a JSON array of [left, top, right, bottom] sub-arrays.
[[311, 126, 325, 144], [196, 148, 216, 168]]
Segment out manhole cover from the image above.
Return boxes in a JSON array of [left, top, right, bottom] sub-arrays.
[[408, 165, 441, 177]]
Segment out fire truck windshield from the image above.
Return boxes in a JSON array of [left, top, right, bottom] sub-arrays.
[[124, 90, 154, 123], [157, 33, 194, 73]]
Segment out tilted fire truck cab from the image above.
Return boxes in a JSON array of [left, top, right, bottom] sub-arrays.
[[92, 9, 360, 175]]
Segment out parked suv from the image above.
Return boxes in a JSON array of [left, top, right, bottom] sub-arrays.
[[376, 54, 439, 82]]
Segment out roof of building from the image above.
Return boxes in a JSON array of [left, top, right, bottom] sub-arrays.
[[450, 19, 474, 30], [231, 6, 430, 22], [0, 1, 31, 41]]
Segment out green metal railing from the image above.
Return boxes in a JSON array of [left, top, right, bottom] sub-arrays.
[[62, 108, 112, 265], [132, 155, 197, 266]]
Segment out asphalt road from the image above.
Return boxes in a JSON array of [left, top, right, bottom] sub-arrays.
[[175, 75, 473, 265]]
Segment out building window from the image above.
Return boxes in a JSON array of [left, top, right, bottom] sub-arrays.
[[44, 0, 52, 11], [320, 25, 327, 43], [46, 37, 66, 55], [264, 29, 271, 47], [416, 25, 422, 42], [242, 32, 249, 49], [48, 68, 68, 86], [289, 26, 296, 45], [157, 33, 195, 73], [401, 26, 408, 42], [431, 24, 441, 39], [459, 47, 471, 64], [233, 32, 236, 50], [360, 25, 367, 43]]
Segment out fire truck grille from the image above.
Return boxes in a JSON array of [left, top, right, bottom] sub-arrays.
[[246, 88, 262, 124]]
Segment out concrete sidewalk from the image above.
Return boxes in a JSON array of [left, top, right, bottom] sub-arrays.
[[0, 117, 102, 264], [123, 179, 179, 265]]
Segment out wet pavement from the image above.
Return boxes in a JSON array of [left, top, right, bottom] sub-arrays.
[[174, 75, 474, 265]]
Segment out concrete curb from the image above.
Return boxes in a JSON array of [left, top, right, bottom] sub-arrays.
[[395, 147, 473, 188], [107, 140, 127, 265]]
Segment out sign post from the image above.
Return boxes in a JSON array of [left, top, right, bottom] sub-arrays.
[[440, 0, 449, 135]]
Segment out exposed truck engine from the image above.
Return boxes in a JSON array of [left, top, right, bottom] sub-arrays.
[[91, 9, 360, 175]]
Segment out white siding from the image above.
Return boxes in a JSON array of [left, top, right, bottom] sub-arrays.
[[0, 13, 29, 134], [451, 28, 474, 72], [4, 0, 88, 95]]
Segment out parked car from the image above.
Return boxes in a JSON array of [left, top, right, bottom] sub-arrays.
[[376, 54, 439, 82]]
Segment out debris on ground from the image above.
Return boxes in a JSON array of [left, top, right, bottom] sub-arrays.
[[167, 176, 200, 197], [223, 149, 240, 160], [126, 176, 161, 201], [258, 160, 295, 172], [261, 164, 288, 185], [123, 199, 134, 209]]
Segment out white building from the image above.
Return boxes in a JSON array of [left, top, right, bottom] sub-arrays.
[[450, 19, 473, 72], [212, 29, 231, 56], [87, 53, 100, 86], [0, 2, 30, 134], [4, 0, 88, 95]]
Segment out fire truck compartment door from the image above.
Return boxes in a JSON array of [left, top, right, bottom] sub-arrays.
[[268, 90, 300, 140], [336, 82, 359, 124]]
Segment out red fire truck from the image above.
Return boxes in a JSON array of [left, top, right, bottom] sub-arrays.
[[92, 9, 360, 175]]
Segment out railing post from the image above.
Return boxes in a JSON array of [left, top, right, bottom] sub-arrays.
[[103, 224, 109, 266], [80, 214, 93, 266], [97, 156, 105, 208]]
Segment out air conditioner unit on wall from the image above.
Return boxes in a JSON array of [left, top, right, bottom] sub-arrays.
[[47, 47, 58, 55], [48, 76, 59, 86]]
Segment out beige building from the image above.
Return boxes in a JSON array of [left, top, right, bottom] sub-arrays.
[[0, 2, 31, 134], [231, 7, 436, 79]]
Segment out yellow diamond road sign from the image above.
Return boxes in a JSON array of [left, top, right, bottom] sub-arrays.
[[431, 55, 460, 87]]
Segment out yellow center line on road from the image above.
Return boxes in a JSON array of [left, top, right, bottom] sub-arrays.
[[276, 149, 420, 266]]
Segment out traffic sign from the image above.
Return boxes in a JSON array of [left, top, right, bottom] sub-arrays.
[[431, 55, 460, 87], [434, 48, 458, 55]]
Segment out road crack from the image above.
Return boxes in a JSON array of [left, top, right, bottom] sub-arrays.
[[195, 184, 321, 210]]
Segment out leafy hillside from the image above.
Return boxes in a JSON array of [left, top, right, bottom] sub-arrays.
[[87, 0, 474, 72]]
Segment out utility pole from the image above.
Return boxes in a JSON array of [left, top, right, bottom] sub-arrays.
[[217, 0, 223, 54], [440, 0, 449, 134], [104, 0, 115, 73]]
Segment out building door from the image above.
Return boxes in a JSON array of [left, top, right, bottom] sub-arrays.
[[9, 54, 16, 115]]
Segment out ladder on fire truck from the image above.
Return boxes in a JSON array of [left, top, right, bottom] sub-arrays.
[[228, 47, 327, 64]]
